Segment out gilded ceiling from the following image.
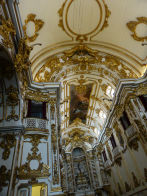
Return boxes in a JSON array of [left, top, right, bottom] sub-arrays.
[[16, 0, 147, 138]]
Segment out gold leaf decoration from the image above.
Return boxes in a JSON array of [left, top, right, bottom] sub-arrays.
[[0, 16, 16, 48], [127, 17, 147, 42], [23, 14, 44, 42], [0, 165, 11, 192]]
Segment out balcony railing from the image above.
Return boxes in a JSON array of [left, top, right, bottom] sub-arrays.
[[24, 118, 49, 130]]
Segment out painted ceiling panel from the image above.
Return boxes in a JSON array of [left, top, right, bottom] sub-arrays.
[[15, 0, 147, 139]]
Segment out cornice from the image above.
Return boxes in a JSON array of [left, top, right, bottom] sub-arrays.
[[98, 70, 147, 143]]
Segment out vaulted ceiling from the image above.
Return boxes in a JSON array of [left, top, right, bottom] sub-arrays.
[[15, 0, 147, 140]]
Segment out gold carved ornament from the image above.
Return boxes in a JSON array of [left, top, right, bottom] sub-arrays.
[[25, 89, 56, 104], [0, 134, 16, 160], [0, 16, 16, 48], [14, 38, 32, 73], [6, 85, 19, 121], [0, 165, 11, 192], [23, 14, 44, 42], [127, 17, 147, 41], [14, 38, 33, 90], [17, 134, 50, 179], [58, 0, 111, 42], [63, 128, 96, 147], [35, 45, 138, 83]]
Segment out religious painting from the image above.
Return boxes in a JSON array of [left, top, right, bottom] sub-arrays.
[[70, 84, 93, 124]]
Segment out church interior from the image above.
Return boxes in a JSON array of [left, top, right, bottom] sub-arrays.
[[0, 0, 147, 196]]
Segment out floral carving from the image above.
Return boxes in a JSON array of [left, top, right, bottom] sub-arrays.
[[23, 14, 44, 42], [0, 165, 11, 192], [127, 17, 147, 42], [0, 16, 16, 48], [0, 134, 16, 160]]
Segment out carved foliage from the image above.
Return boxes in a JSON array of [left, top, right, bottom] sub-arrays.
[[0, 165, 11, 192], [6, 85, 19, 121], [0, 16, 16, 48], [35, 45, 138, 83], [17, 134, 50, 179], [14, 38, 32, 73], [23, 14, 44, 42], [127, 17, 147, 42], [0, 134, 16, 160]]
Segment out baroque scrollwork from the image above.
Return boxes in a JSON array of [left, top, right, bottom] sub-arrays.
[[0, 165, 11, 192], [25, 89, 56, 104], [34, 45, 138, 83], [0, 134, 16, 160], [17, 134, 50, 179], [63, 127, 96, 147], [6, 85, 19, 121], [127, 17, 147, 42], [0, 16, 16, 48], [23, 13, 44, 42], [14, 38, 32, 73], [14, 38, 33, 91]]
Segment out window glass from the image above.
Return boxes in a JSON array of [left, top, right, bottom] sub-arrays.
[[27, 100, 46, 119]]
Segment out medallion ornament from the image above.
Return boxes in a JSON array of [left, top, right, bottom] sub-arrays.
[[23, 14, 44, 42], [58, 0, 111, 42], [35, 45, 138, 83], [127, 17, 147, 42]]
